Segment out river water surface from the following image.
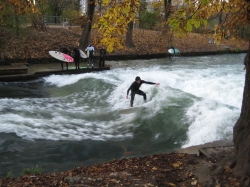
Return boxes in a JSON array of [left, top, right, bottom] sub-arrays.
[[0, 53, 246, 178]]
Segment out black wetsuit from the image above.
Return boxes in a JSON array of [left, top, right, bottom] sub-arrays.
[[74, 47, 80, 69], [60, 47, 70, 70], [99, 48, 106, 67], [89, 50, 94, 65], [127, 80, 156, 107]]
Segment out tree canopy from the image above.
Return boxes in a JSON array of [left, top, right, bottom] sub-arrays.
[[0, 0, 35, 14], [168, 0, 250, 44], [95, 0, 141, 52]]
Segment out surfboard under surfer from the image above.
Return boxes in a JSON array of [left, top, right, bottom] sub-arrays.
[[126, 76, 160, 107]]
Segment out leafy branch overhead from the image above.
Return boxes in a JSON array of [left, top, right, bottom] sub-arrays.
[[94, 0, 141, 52], [0, 0, 35, 14], [168, 0, 250, 44]]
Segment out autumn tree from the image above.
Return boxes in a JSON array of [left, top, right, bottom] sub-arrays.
[[0, 0, 35, 35], [169, 0, 250, 177], [0, 0, 34, 13], [96, 0, 140, 52]]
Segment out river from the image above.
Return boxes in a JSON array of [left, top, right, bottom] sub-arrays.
[[0, 53, 246, 178]]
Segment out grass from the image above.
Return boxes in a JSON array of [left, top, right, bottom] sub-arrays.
[[21, 165, 43, 175], [235, 48, 242, 53], [6, 171, 13, 178]]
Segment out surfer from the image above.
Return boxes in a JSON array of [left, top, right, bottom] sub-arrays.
[[59, 46, 71, 70], [99, 46, 106, 67], [170, 46, 175, 54], [85, 44, 95, 68], [126, 76, 160, 107], [73, 42, 81, 69]]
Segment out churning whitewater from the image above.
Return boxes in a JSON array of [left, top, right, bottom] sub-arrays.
[[0, 53, 245, 177]]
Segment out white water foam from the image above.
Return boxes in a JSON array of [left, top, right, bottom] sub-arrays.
[[43, 72, 119, 87], [183, 100, 240, 147], [103, 56, 245, 147], [0, 97, 137, 141]]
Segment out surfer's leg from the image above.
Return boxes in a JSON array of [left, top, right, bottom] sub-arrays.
[[138, 90, 147, 102], [61, 62, 63, 70], [76, 60, 80, 69], [66, 62, 68, 70], [91, 57, 94, 68], [130, 92, 135, 107], [99, 58, 101, 68], [87, 58, 90, 68]]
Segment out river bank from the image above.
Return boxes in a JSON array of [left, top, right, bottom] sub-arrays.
[[0, 139, 236, 186], [0, 27, 248, 63]]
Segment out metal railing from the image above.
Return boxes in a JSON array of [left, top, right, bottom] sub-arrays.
[[43, 16, 75, 27]]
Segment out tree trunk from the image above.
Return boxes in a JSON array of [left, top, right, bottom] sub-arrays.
[[164, 0, 171, 21], [79, 0, 96, 49], [14, 8, 20, 36], [125, 21, 135, 48], [233, 40, 250, 176], [162, 0, 171, 34], [218, 12, 223, 25]]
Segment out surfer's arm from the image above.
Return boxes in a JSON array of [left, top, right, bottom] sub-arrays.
[[127, 87, 131, 97], [142, 80, 160, 85], [126, 83, 133, 98]]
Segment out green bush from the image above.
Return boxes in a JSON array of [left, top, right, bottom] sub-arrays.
[[139, 11, 160, 30]]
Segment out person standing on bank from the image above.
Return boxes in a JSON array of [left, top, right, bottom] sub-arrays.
[[73, 42, 81, 69], [126, 76, 160, 107], [99, 46, 106, 67], [85, 44, 95, 68], [59, 46, 71, 70]]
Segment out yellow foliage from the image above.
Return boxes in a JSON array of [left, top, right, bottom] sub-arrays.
[[168, 0, 250, 43], [107, 43, 114, 53], [172, 161, 183, 168], [96, 0, 141, 52], [151, 0, 163, 10], [92, 24, 99, 29], [168, 183, 176, 187], [151, 167, 157, 171], [102, 0, 109, 6], [0, 0, 35, 14]]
